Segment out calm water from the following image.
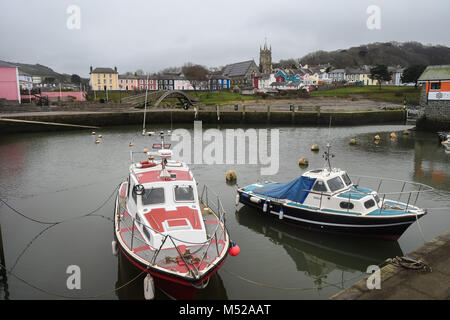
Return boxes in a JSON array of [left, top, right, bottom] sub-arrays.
[[1, 122, 450, 300]]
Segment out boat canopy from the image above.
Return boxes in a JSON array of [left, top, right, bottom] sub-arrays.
[[253, 176, 317, 204]]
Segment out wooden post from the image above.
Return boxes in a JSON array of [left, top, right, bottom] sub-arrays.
[[291, 104, 295, 124], [267, 105, 271, 122], [242, 104, 246, 121], [216, 105, 220, 121]]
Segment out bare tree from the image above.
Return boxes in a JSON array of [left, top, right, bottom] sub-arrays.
[[181, 63, 209, 93]]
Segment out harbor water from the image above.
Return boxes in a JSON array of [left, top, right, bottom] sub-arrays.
[[1, 123, 449, 300]]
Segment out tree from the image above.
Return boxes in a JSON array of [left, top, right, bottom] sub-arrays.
[[369, 65, 392, 89], [181, 63, 209, 93], [401, 65, 426, 88], [71, 74, 81, 84]]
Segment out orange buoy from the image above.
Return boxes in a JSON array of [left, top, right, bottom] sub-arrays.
[[311, 145, 319, 152], [143, 147, 149, 153], [298, 157, 309, 166], [374, 135, 381, 140], [129, 142, 134, 147], [390, 132, 397, 139], [229, 242, 240, 256]]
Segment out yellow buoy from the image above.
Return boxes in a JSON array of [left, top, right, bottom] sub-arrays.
[[298, 157, 309, 166], [129, 142, 134, 147], [349, 138, 356, 145], [225, 170, 237, 182], [143, 147, 149, 153], [98, 134, 103, 138], [374, 135, 381, 140], [390, 132, 397, 139], [91, 131, 96, 135], [311, 145, 319, 152], [403, 130, 409, 135], [95, 140, 100, 144]]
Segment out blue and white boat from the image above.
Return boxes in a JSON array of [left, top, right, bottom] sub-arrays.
[[236, 144, 432, 240]]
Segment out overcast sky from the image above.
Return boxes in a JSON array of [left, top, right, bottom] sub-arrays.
[[1, 0, 449, 77]]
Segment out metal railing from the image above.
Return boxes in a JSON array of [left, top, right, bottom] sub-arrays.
[[116, 185, 228, 280]]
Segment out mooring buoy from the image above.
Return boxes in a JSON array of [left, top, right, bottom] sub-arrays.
[[298, 157, 309, 166], [374, 135, 381, 140], [390, 132, 397, 139], [311, 145, 319, 152], [226, 170, 237, 182], [349, 138, 356, 145]]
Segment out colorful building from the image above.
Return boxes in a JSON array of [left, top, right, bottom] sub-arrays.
[[89, 66, 119, 91], [208, 74, 230, 91], [418, 65, 450, 130], [0, 60, 21, 103]]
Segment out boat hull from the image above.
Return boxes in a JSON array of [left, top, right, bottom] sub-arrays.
[[113, 195, 229, 300], [238, 191, 425, 240]]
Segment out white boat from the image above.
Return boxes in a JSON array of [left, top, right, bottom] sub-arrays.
[[113, 132, 231, 299], [237, 144, 432, 240]]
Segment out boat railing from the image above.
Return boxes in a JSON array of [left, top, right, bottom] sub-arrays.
[[116, 185, 227, 280], [349, 174, 434, 212]]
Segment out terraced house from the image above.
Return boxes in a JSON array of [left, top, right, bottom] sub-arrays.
[[89, 66, 119, 91]]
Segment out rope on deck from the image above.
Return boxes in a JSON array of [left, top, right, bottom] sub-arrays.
[[385, 256, 432, 273]]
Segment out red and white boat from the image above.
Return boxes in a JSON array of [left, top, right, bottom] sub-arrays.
[[113, 132, 232, 300]]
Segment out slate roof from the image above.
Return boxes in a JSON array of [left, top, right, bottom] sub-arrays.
[[91, 67, 117, 74], [0, 60, 16, 68], [222, 60, 257, 77], [418, 65, 450, 81]]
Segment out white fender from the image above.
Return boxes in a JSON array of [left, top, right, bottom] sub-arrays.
[[112, 240, 118, 256], [263, 201, 268, 213], [250, 197, 261, 204], [279, 208, 284, 220], [235, 194, 240, 206], [144, 274, 155, 300]]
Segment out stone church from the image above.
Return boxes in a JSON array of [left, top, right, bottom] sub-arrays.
[[259, 41, 272, 75]]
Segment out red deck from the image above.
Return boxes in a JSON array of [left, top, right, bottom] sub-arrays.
[[136, 169, 192, 183], [144, 206, 202, 232]]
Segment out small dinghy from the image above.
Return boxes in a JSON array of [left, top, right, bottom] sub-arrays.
[[114, 132, 231, 299], [237, 144, 432, 240]]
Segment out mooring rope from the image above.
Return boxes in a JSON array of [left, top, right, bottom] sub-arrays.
[[0, 260, 146, 299], [0, 182, 122, 225]]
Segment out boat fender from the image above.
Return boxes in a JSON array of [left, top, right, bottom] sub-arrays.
[[263, 201, 268, 213], [235, 194, 240, 206], [250, 197, 261, 204], [111, 240, 118, 256], [144, 274, 155, 300], [279, 207, 284, 220], [229, 242, 240, 257]]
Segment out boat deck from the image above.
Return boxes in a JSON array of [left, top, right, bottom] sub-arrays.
[[115, 189, 227, 278]]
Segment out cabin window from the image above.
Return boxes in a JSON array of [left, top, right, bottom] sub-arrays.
[[364, 199, 376, 209], [312, 180, 328, 192], [327, 176, 345, 192], [341, 173, 352, 186], [340, 202, 354, 209], [430, 82, 441, 90], [142, 187, 165, 205], [174, 185, 194, 202]]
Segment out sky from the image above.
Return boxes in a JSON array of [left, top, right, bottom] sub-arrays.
[[1, 0, 449, 77]]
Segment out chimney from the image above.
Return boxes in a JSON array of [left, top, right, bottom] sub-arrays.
[[114, 66, 117, 73], [90, 66, 93, 73]]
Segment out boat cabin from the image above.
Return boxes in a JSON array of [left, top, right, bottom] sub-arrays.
[[126, 157, 207, 250]]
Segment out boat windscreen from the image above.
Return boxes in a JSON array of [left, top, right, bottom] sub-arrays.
[[142, 187, 165, 205], [327, 176, 345, 192], [341, 173, 352, 186], [174, 185, 194, 202]]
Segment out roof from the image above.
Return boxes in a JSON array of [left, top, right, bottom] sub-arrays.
[[209, 74, 230, 80], [222, 60, 257, 77], [91, 67, 117, 74], [0, 60, 16, 68], [418, 65, 450, 81]]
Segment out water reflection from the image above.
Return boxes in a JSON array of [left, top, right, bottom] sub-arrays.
[[114, 250, 228, 300], [235, 206, 403, 285]]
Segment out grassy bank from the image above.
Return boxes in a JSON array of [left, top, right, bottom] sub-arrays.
[[310, 85, 420, 105]]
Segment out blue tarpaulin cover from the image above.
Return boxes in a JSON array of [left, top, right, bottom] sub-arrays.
[[252, 176, 317, 204]]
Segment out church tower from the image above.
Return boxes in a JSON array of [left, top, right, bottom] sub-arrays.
[[259, 39, 272, 74]]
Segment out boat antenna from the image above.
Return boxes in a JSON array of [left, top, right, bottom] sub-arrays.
[[323, 116, 334, 171], [142, 73, 150, 135], [323, 143, 334, 172]]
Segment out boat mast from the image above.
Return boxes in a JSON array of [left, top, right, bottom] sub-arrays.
[[142, 73, 150, 135], [323, 143, 334, 172]]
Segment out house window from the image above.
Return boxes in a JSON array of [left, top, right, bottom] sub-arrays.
[[430, 83, 441, 90]]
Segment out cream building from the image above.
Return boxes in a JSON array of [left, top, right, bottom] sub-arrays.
[[90, 66, 119, 91]]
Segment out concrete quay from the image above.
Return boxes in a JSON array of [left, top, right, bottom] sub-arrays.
[[331, 229, 450, 300]]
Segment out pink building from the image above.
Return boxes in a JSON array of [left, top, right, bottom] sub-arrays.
[[0, 60, 21, 103], [21, 91, 86, 102]]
